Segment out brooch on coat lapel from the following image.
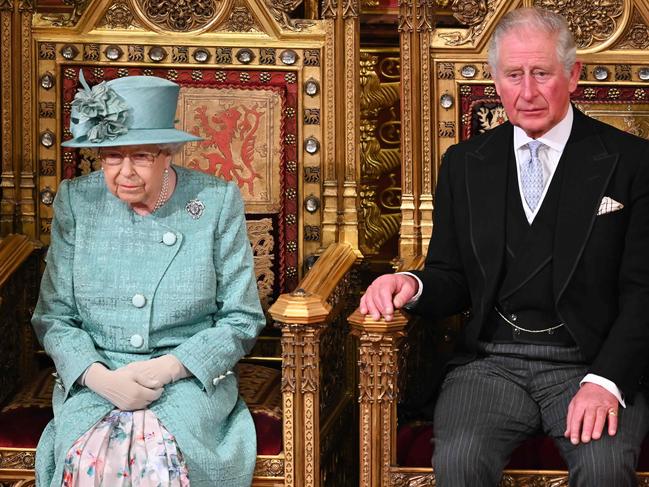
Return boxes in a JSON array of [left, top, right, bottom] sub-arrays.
[[186, 199, 205, 220]]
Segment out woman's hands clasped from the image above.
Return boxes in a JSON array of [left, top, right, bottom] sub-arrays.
[[83, 362, 163, 411], [124, 354, 190, 388], [83, 355, 190, 411]]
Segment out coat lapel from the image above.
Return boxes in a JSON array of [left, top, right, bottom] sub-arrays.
[[465, 124, 510, 307], [553, 109, 619, 302]]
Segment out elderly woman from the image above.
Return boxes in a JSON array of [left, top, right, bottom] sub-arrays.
[[32, 72, 265, 487]]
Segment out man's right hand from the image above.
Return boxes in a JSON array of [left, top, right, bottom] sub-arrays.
[[83, 362, 163, 411], [359, 274, 419, 322]]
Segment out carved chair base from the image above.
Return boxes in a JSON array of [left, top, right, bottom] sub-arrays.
[[390, 468, 649, 487]]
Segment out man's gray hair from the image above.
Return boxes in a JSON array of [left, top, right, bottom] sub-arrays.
[[488, 7, 576, 76]]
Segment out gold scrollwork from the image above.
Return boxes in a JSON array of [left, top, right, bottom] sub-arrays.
[[0, 450, 36, 470], [391, 472, 436, 486], [360, 187, 401, 252], [221, 0, 260, 32], [379, 56, 400, 80], [439, 0, 493, 46], [264, 0, 315, 31], [616, 9, 649, 50], [379, 119, 400, 145], [361, 0, 379, 9], [136, 0, 219, 32], [101, 0, 138, 29], [500, 474, 569, 486], [535, 0, 624, 49], [253, 457, 285, 476], [380, 180, 401, 211], [361, 120, 400, 177], [247, 218, 275, 308], [360, 53, 400, 118], [40, 0, 87, 26]]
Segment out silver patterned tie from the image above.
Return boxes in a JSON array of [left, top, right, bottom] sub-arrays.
[[521, 140, 544, 211]]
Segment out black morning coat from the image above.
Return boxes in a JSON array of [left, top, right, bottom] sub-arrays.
[[411, 106, 649, 402]]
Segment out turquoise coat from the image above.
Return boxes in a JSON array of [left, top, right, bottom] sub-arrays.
[[32, 166, 265, 486]]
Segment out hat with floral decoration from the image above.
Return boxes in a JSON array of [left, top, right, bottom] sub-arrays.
[[62, 70, 203, 147]]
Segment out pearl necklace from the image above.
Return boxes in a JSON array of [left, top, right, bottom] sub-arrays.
[[152, 168, 170, 213]]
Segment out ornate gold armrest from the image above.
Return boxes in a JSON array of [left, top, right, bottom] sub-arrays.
[[268, 242, 359, 487], [347, 255, 423, 487]]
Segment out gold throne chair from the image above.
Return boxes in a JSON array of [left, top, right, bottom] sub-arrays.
[[0, 0, 364, 486], [350, 1, 649, 485]]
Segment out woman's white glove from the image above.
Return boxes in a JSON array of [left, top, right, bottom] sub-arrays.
[[124, 354, 191, 388], [82, 362, 164, 411]]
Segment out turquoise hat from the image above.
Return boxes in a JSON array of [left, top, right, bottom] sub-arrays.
[[62, 71, 203, 148]]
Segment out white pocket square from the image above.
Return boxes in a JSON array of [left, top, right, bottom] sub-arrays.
[[597, 196, 624, 216]]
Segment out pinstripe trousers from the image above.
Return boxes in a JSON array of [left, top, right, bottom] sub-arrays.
[[432, 342, 649, 487]]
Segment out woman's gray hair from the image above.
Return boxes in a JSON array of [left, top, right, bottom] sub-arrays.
[[488, 7, 576, 76], [158, 142, 185, 155], [88, 142, 185, 155]]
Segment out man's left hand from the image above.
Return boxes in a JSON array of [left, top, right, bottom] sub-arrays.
[[564, 382, 618, 445]]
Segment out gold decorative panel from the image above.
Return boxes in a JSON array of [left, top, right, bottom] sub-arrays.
[[247, 217, 275, 308], [177, 87, 283, 213], [535, 0, 625, 49], [574, 104, 649, 138], [359, 48, 401, 261]]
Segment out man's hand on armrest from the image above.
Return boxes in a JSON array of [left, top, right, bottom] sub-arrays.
[[359, 273, 419, 322]]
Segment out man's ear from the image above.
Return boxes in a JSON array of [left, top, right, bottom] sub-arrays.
[[487, 64, 502, 95], [568, 61, 582, 93]]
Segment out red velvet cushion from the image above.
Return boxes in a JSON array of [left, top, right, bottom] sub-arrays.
[[398, 422, 649, 470], [252, 410, 283, 455], [0, 406, 53, 448], [0, 404, 283, 455], [0, 365, 284, 456]]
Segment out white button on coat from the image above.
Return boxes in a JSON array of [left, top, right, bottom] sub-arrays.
[[130, 334, 144, 348], [212, 371, 234, 386], [132, 294, 146, 308], [162, 232, 177, 246]]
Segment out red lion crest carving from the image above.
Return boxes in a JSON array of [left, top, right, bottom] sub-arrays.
[[189, 104, 263, 194]]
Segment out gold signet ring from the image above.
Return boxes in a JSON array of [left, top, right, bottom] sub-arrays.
[[608, 408, 618, 417]]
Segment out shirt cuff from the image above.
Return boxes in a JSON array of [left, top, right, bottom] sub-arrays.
[[581, 373, 626, 408], [397, 272, 423, 306]]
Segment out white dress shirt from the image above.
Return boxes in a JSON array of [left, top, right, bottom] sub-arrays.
[[401, 105, 625, 406]]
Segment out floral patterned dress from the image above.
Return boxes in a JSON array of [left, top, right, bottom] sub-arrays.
[[62, 409, 190, 487]]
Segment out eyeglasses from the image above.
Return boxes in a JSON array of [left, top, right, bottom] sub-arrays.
[[99, 150, 161, 167]]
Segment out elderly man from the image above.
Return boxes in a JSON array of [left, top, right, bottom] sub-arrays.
[[360, 7, 649, 486]]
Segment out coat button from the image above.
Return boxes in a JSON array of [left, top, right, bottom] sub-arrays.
[[162, 232, 177, 246], [212, 377, 221, 386], [130, 334, 144, 348], [132, 294, 146, 308]]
